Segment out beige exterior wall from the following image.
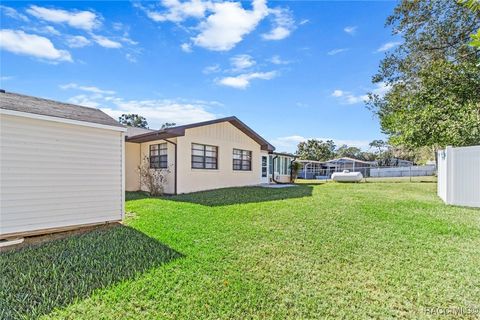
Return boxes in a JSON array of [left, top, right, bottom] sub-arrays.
[[0, 113, 124, 237], [138, 139, 176, 194], [125, 142, 140, 191], [176, 122, 262, 194]]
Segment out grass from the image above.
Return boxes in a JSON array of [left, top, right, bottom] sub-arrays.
[[2, 181, 480, 319], [0, 225, 181, 319]]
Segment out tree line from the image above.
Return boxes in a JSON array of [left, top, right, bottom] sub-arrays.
[[295, 139, 433, 165]]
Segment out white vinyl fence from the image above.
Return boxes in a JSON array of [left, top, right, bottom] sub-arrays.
[[437, 145, 480, 208]]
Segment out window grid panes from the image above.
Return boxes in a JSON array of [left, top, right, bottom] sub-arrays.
[[192, 143, 218, 169], [233, 149, 252, 171], [150, 143, 168, 169]]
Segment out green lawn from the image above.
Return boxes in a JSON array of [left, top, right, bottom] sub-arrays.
[[2, 181, 480, 319]]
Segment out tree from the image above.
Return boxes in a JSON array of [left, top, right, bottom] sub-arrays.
[[118, 114, 148, 128], [296, 139, 336, 161], [368, 140, 388, 154], [368, 0, 480, 149], [161, 122, 176, 129], [460, 0, 480, 48], [370, 60, 480, 148], [336, 145, 362, 159]]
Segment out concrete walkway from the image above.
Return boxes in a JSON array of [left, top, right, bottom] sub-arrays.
[[259, 184, 298, 188]]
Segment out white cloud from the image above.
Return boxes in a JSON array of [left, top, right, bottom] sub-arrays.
[[66, 35, 91, 48], [60, 83, 116, 95], [0, 29, 72, 62], [101, 99, 218, 128], [192, 0, 268, 51], [25, 25, 61, 36], [125, 53, 137, 63], [371, 82, 391, 96], [331, 89, 367, 105], [262, 7, 295, 41], [26, 5, 100, 31], [269, 55, 290, 65], [376, 41, 401, 52], [230, 54, 255, 71], [112, 22, 123, 31], [91, 34, 122, 48], [68, 94, 102, 108], [270, 55, 289, 65], [140, 0, 294, 51], [299, 19, 309, 25], [202, 64, 221, 74], [271, 135, 371, 153], [63, 84, 222, 128], [332, 90, 344, 97], [120, 36, 138, 45], [43, 26, 61, 36], [217, 71, 276, 89], [327, 48, 349, 56], [1, 75, 13, 81], [1, 5, 29, 22], [140, 0, 211, 23], [180, 42, 192, 52], [344, 26, 357, 35], [331, 82, 390, 105]]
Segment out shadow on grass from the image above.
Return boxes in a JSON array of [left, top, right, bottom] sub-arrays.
[[126, 191, 152, 201], [0, 224, 182, 319], [165, 185, 314, 207]]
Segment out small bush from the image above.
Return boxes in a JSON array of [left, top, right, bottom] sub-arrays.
[[138, 156, 170, 196]]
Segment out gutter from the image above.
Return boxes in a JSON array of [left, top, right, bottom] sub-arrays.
[[165, 139, 178, 195], [290, 158, 297, 182], [272, 155, 279, 184]]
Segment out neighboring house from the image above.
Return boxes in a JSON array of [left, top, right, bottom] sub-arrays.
[[0, 90, 126, 239], [324, 157, 374, 171], [296, 157, 375, 179], [376, 157, 414, 167], [296, 159, 324, 179], [125, 117, 283, 194]]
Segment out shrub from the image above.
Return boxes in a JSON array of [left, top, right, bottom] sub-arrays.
[[138, 156, 170, 196]]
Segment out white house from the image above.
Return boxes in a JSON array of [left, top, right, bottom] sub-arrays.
[[0, 90, 126, 239]]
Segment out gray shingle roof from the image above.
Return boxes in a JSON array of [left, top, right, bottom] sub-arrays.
[[0, 90, 124, 127]]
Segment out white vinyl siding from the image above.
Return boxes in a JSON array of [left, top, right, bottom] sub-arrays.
[[0, 114, 124, 236]]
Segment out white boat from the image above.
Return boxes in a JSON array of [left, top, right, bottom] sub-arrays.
[[331, 170, 363, 182]]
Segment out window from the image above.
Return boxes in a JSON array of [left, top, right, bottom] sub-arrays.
[[233, 149, 252, 171], [150, 143, 168, 169], [272, 156, 291, 175], [192, 143, 218, 169]]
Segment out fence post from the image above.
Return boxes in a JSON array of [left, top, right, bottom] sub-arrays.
[[409, 166, 412, 182]]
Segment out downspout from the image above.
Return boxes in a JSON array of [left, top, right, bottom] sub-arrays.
[[290, 158, 297, 183], [165, 139, 177, 195], [272, 155, 279, 184]]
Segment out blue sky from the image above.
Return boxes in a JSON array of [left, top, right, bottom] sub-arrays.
[[0, 1, 400, 152]]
